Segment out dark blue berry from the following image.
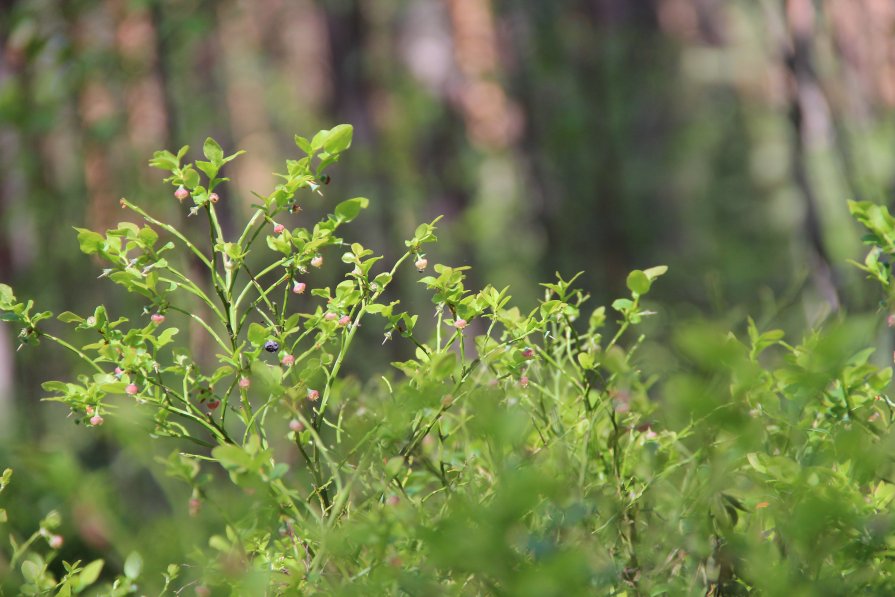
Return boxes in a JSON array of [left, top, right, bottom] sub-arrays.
[[264, 340, 279, 353]]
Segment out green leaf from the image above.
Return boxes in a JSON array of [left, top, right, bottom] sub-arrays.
[[57, 311, 84, 324], [182, 167, 200, 188], [626, 270, 651, 295], [74, 228, 105, 255], [247, 323, 268, 346], [124, 552, 143, 580], [643, 265, 668, 280], [294, 135, 312, 154], [148, 149, 178, 171], [334, 197, 369, 223], [203, 137, 224, 164], [612, 298, 633, 313], [250, 360, 283, 396], [324, 124, 354, 154], [76, 559, 104, 590]]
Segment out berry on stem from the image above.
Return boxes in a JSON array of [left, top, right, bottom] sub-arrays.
[[126, 383, 138, 396], [264, 340, 280, 353]]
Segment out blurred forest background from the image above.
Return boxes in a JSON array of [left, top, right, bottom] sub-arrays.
[[2, 0, 895, 579]]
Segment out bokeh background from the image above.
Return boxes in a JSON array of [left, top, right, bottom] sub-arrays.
[[2, 0, 895, 584]]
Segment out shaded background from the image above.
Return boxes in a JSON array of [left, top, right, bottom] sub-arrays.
[[1, 0, 895, 582]]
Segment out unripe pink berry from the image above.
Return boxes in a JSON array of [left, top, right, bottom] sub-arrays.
[[48, 534, 64, 549], [208, 192, 219, 204], [324, 312, 338, 322], [386, 495, 400, 506], [338, 315, 351, 326], [520, 375, 529, 388], [188, 497, 201, 517], [454, 319, 468, 330], [151, 313, 165, 325], [206, 399, 220, 411], [174, 185, 189, 202], [90, 414, 104, 426], [125, 383, 138, 396], [281, 354, 295, 366], [114, 367, 123, 377], [307, 388, 320, 402], [415, 258, 428, 271], [289, 419, 304, 432], [521, 347, 534, 359], [238, 377, 250, 389], [293, 281, 306, 294], [273, 223, 285, 234], [310, 255, 323, 268]]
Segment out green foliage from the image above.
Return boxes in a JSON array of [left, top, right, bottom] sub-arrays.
[[3, 130, 895, 594]]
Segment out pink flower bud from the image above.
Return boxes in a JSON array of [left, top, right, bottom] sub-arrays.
[[521, 347, 534, 359], [386, 495, 400, 506], [454, 319, 468, 330], [520, 375, 529, 388], [125, 384, 138, 396], [281, 354, 295, 366], [338, 315, 351, 326], [293, 281, 306, 294], [90, 414, 104, 426], [188, 497, 201, 517], [114, 367, 123, 377], [289, 419, 304, 432], [310, 255, 323, 268], [206, 399, 220, 411], [888, 314, 895, 328], [48, 534, 64, 549], [273, 223, 285, 234], [415, 258, 428, 271], [174, 185, 189, 202], [307, 389, 320, 402], [324, 312, 338, 321], [238, 377, 251, 389], [208, 192, 219, 204], [151, 313, 165, 325]]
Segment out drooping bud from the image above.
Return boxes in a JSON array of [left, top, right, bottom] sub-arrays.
[[208, 192, 220, 204], [293, 281, 306, 294], [454, 319, 468, 330], [48, 535, 64, 549], [273, 223, 285, 234], [310, 255, 323, 268], [415, 258, 428, 272], [520, 375, 529, 388], [90, 414, 104, 426], [521, 347, 535, 359], [206, 399, 220, 411], [174, 185, 189, 202], [289, 419, 304, 432], [188, 497, 201, 517], [151, 313, 165, 325], [238, 377, 251, 389], [307, 388, 320, 402], [338, 315, 351, 326], [324, 312, 338, 322], [281, 354, 295, 367], [125, 383, 139, 395]]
